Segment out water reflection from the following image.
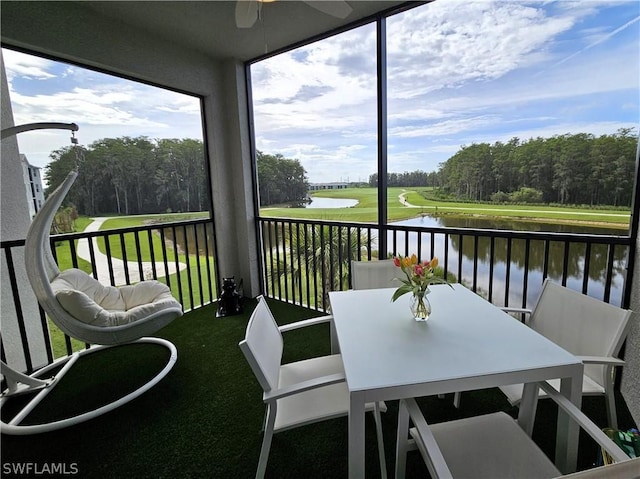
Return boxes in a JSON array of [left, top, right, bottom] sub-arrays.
[[387, 216, 627, 307], [306, 197, 358, 209], [261, 215, 629, 309]]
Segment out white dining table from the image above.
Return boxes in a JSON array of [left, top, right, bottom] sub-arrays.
[[328, 284, 584, 478]]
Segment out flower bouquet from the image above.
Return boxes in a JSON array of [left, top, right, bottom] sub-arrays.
[[391, 255, 451, 320]]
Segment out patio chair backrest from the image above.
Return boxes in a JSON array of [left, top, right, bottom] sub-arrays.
[[239, 296, 283, 393], [529, 280, 632, 387], [351, 259, 399, 290]]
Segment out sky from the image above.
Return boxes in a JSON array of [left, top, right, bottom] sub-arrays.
[[3, 0, 639, 185], [251, 0, 640, 183], [2, 51, 203, 172]]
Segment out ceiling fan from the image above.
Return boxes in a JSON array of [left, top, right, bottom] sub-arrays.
[[235, 0, 353, 29]]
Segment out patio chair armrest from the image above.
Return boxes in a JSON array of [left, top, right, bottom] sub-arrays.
[[538, 381, 630, 463], [263, 372, 345, 402], [577, 355, 625, 366], [278, 315, 333, 333]]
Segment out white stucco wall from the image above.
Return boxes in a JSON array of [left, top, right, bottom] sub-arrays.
[[1, 53, 50, 371], [621, 225, 640, 426]]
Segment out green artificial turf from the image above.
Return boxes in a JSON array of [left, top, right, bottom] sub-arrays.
[[1, 300, 636, 478]]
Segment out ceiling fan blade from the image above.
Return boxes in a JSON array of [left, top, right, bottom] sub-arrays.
[[235, 0, 259, 28], [304, 1, 352, 19]]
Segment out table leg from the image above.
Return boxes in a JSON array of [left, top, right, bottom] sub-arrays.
[[517, 382, 540, 436], [395, 399, 410, 479], [556, 370, 582, 474], [349, 392, 366, 479]]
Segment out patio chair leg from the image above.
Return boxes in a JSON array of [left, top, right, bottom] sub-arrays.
[[256, 404, 277, 479], [605, 368, 618, 429], [373, 402, 387, 479], [453, 392, 461, 409]]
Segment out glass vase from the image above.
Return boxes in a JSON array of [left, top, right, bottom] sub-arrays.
[[410, 290, 431, 321]]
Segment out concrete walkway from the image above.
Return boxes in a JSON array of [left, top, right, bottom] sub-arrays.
[[76, 218, 187, 286]]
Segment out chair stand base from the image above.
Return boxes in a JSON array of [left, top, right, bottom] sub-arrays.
[[0, 337, 177, 435]]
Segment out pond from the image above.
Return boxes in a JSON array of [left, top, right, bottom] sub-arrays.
[[386, 216, 627, 308], [306, 197, 358, 208]]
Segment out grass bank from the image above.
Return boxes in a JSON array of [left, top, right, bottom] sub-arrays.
[[261, 187, 630, 229]]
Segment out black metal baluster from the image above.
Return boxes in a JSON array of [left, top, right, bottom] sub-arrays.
[[542, 239, 550, 282], [488, 236, 495, 303], [134, 231, 144, 280], [561, 240, 570, 286], [147, 229, 158, 280], [604, 244, 615, 303], [193, 224, 204, 307], [119, 232, 130, 285], [457, 234, 463, 286], [104, 233, 116, 286], [472, 235, 478, 293], [582, 242, 592, 295], [296, 222, 303, 304], [182, 224, 194, 310], [281, 221, 289, 302], [160, 227, 171, 288], [504, 238, 512, 307], [522, 239, 530, 309]]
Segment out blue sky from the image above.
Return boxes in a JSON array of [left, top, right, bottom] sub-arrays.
[[251, 0, 640, 183], [3, 0, 639, 185]]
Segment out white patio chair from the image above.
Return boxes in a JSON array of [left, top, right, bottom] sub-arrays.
[[239, 296, 387, 479], [396, 381, 635, 479], [351, 259, 399, 290], [326, 259, 399, 355], [1, 169, 183, 435], [453, 280, 632, 429], [499, 280, 632, 428]]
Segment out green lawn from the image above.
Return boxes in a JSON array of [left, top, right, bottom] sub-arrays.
[[261, 187, 631, 228]]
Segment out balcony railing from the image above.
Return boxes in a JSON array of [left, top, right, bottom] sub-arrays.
[[2, 215, 633, 373], [1, 218, 217, 371], [258, 217, 632, 313]]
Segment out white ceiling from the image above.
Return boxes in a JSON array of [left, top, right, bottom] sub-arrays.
[[2, 1, 411, 62]]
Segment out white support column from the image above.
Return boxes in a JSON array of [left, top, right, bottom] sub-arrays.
[[1, 52, 50, 371], [203, 60, 261, 299]]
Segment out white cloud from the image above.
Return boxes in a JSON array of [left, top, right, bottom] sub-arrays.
[[386, 0, 576, 98], [2, 50, 56, 80], [4, 50, 202, 168]]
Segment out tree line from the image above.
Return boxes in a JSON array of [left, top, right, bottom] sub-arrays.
[[437, 129, 637, 206], [45, 137, 209, 216], [45, 129, 636, 215], [368, 170, 438, 188], [369, 129, 636, 207], [257, 150, 308, 206], [46, 142, 309, 213]]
